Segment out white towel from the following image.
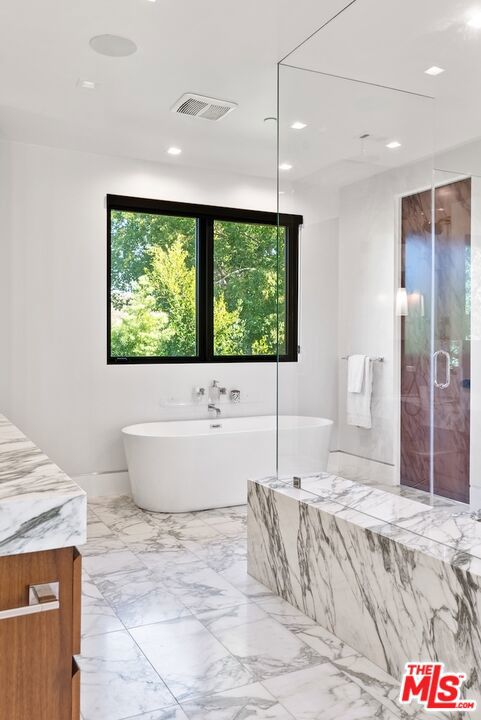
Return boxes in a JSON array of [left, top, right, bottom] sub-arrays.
[[347, 354, 366, 393], [347, 356, 373, 429]]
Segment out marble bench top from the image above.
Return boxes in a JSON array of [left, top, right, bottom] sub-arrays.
[[0, 414, 87, 556], [251, 473, 481, 576]]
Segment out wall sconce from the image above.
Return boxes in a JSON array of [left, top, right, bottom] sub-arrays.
[[396, 288, 408, 316]]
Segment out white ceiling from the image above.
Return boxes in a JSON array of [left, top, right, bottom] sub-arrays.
[[2, 0, 481, 184], [280, 0, 481, 183], [0, 0, 346, 178]]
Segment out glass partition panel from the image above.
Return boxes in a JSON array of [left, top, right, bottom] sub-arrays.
[[429, 165, 481, 508], [276, 60, 435, 493]]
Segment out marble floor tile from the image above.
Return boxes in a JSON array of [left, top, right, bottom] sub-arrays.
[[81, 574, 124, 638], [118, 524, 184, 554], [79, 630, 174, 720], [89, 496, 142, 524], [108, 515, 161, 540], [183, 536, 247, 572], [82, 549, 141, 578], [333, 654, 428, 719], [131, 616, 254, 702], [180, 682, 295, 719], [219, 559, 274, 600], [198, 604, 325, 680], [138, 548, 204, 573], [97, 566, 191, 628], [262, 664, 400, 720], [194, 505, 247, 525], [88, 495, 136, 512], [156, 561, 250, 613], [296, 624, 359, 664], [198, 601, 268, 631], [255, 595, 322, 633], [162, 522, 224, 543], [123, 707, 189, 720], [145, 510, 207, 529], [87, 507, 99, 522], [82, 520, 127, 557], [256, 595, 358, 663], [210, 519, 247, 537], [83, 496, 430, 720]]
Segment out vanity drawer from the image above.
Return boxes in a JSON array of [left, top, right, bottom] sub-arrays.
[[0, 547, 77, 720]]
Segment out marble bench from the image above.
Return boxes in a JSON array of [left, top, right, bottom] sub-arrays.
[[247, 474, 481, 714]]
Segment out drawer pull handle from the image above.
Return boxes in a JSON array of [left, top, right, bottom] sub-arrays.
[[0, 582, 59, 620]]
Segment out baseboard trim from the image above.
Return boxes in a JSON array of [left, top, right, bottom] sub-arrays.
[[73, 471, 131, 498], [328, 451, 396, 486]]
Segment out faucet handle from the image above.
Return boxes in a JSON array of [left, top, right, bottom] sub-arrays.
[[195, 387, 205, 397]]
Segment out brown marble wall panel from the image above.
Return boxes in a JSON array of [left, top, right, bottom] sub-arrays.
[[401, 179, 471, 503]]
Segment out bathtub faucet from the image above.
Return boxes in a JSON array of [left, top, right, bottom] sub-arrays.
[[209, 380, 227, 403], [208, 403, 222, 417]]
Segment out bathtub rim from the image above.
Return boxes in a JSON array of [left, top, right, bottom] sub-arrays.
[[122, 414, 334, 439]]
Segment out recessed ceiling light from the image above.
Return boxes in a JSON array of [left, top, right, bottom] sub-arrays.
[[89, 34, 137, 57], [386, 141, 402, 149], [291, 121, 307, 130], [468, 11, 481, 27], [424, 65, 445, 76], [167, 147, 182, 156], [78, 79, 96, 90], [279, 163, 292, 171]]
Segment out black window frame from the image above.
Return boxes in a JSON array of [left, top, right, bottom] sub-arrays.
[[107, 193, 302, 364]]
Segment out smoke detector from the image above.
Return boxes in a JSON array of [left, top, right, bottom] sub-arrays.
[[171, 93, 238, 121]]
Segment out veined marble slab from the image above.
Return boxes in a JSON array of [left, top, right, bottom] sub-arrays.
[[247, 476, 481, 715], [272, 472, 481, 565], [0, 414, 86, 556]]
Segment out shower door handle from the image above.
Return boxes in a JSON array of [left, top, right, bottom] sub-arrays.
[[433, 350, 451, 389]]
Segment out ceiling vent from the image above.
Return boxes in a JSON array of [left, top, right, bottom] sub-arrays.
[[171, 93, 238, 121]]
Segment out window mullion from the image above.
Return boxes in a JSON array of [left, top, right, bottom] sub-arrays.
[[197, 217, 207, 362], [205, 217, 215, 362]]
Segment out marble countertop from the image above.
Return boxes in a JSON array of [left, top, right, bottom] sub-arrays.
[[250, 473, 481, 576], [0, 414, 87, 556]]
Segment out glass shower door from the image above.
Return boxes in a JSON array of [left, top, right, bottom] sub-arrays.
[[399, 188, 433, 494], [401, 178, 471, 503], [431, 173, 473, 503]]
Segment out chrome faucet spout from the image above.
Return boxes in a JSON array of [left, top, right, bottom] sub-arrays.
[[208, 403, 221, 417]]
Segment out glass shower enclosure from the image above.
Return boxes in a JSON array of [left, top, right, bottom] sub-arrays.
[[275, 0, 476, 507]]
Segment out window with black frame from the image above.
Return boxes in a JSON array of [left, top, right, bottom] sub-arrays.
[[107, 195, 301, 364]]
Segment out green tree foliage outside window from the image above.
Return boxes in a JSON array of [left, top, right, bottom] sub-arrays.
[[214, 220, 286, 356], [110, 209, 286, 359]]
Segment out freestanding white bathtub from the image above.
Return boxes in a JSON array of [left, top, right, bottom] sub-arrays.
[[122, 415, 333, 513]]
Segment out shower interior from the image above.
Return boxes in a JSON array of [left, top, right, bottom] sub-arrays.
[[273, 0, 481, 513]]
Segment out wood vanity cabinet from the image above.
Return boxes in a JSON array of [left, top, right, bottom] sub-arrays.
[[0, 546, 81, 720]]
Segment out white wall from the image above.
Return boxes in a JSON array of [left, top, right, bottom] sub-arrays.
[[11, 134, 480, 499], [2, 142, 287, 479], [2, 141, 340, 486], [279, 178, 340, 456], [337, 159, 432, 467], [336, 140, 481, 505], [0, 140, 11, 413]]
